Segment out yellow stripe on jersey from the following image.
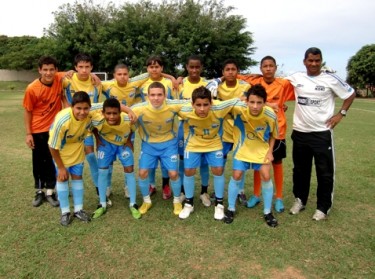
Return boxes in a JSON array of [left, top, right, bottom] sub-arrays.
[[232, 105, 278, 164], [178, 77, 208, 100], [63, 73, 103, 104]]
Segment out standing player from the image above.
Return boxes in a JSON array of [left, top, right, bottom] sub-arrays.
[[177, 55, 211, 207], [48, 92, 102, 226], [131, 82, 186, 216], [238, 56, 295, 213], [177, 86, 240, 220], [223, 84, 279, 227], [63, 53, 103, 197], [286, 47, 355, 220], [138, 56, 176, 200], [217, 59, 250, 204], [23, 56, 64, 207], [91, 98, 141, 220]]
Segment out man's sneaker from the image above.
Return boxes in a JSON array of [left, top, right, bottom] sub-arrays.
[[162, 184, 172, 200], [312, 209, 326, 221], [289, 198, 305, 215], [179, 203, 194, 219], [179, 192, 186, 203], [124, 186, 130, 199], [246, 195, 261, 208], [200, 193, 211, 207], [32, 191, 45, 207], [139, 202, 152, 215], [74, 210, 91, 222], [130, 205, 141, 219], [237, 192, 247, 206], [214, 204, 225, 220], [223, 209, 235, 224], [60, 212, 72, 226], [106, 187, 112, 198], [149, 185, 156, 196], [106, 197, 113, 208], [46, 193, 59, 207], [264, 212, 278, 227], [173, 202, 183, 215], [274, 198, 285, 213], [92, 206, 107, 219]]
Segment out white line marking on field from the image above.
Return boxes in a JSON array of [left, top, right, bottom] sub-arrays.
[[350, 108, 375, 113]]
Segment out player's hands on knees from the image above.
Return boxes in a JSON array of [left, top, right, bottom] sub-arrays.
[[26, 135, 35, 149]]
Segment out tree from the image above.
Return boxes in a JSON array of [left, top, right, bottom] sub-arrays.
[[43, 0, 256, 76], [347, 44, 375, 94]]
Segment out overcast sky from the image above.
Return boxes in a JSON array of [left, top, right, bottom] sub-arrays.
[[1, 0, 374, 78]]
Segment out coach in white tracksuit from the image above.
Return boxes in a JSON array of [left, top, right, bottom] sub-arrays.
[[286, 47, 356, 221]]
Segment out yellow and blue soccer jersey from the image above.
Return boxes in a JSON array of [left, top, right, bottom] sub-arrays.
[[63, 73, 103, 105], [232, 105, 278, 164], [178, 98, 240, 152], [178, 77, 208, 100], [102, 73, 149, 106], [138, 77, 175, 101], [48, 103, 103, 167], [218, 79, 250, 143], [91, 112, 134, 146], [131, 99, 186, 144]]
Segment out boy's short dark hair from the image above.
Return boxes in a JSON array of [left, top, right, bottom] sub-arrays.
[[246, 84, 267, 102], [72, 91, 91, 107], [74, 53, 93, 66], [38, 56, 58, 69], [148, 81, 165, 95], [304, 47, 322, 60], [114, 63, 129, 73], [103, 98, 121, 112], [192, 86, 212, 103], [260, 56, 276, 66], [146, 55, 163, 67], [222, 59, 239, 70], [186, 54, 203, 65]]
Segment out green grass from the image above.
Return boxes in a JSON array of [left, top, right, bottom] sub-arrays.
[[0, 82, 374, 278]]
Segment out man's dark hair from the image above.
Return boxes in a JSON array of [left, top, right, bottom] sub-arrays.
[[38, 56, 58, 69], [103, 98, 120, 112], [72, 91, 91, 107], [304, 47, 322, 60], [74, 53, 93, 66], [192, 86, 212, 103], [246, 84, 267, 102]]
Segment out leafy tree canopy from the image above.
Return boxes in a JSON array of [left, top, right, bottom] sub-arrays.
[[347, 44, 375, 89]]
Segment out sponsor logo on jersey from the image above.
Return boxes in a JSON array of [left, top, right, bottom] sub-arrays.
[[297, 97, 322, 107]]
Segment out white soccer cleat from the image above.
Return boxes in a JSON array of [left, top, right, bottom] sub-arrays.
[[214, 204, 225, 220], [200, 193, 211, 207], [179, 203, 194, 219], [289, 198, 305, 215]]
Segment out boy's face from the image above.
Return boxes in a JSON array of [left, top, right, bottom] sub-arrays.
[[148, 87, 166, 108], [114, 68, 129, 86], [147, 62, 163, 80], [186, 60, 202, 79], [192, 97, 211, 118], [260, 59, 277, 80], [222, 63, 238, 82], [103, 107, 121, 125], [72, 102, 91, 121], [39, 64, 57, 85], [75, 61, 93, 81], [247, 94, 265, 116]]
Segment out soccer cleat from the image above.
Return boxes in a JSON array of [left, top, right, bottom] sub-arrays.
[[74, 210, 91, 222], [246, 195, 261, 208], [289, 198, 305, 215], [179, 192, 186, 203], [124, 186, 130, 199], [139, 202, 152, 215], [46, 193, 59, 207], [264, 212, 278, 227], [200, 193, 211, 207], [223, 209, 235, 224], [179, 203, 194, 219], [92, 206, 107, 219], [237, 192, 247, 206], [149, 185, 156, 196], [162, 184, 172, 200], [32, 191, 45, 207], [274, 198, 285, 213], [60, 212, 72, 226], [130, 205, 141, 219], [173, 202, 183, 215], [106, 197, 113, 208], [214, 204, 225, 221], [312, 209, 327, 221]]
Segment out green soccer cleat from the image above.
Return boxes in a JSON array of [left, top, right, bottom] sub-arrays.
[[92, 206, 107, 219], [130, 205, 141, 219]]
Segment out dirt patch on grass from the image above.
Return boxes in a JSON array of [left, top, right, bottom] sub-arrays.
[[271, 266, 306, 279]]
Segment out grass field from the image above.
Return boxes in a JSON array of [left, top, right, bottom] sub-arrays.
[[0, 82, 374, 278]]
